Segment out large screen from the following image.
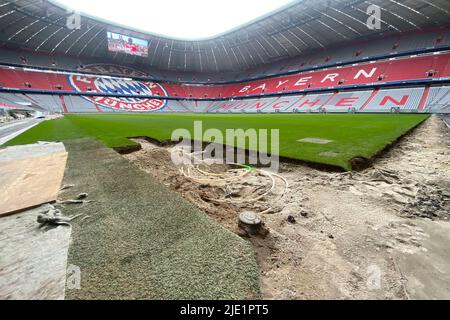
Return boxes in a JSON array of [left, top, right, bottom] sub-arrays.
[[107, 32, 149, 57]]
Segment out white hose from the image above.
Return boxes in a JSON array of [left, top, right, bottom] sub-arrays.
[[174, 147, 289, 214]]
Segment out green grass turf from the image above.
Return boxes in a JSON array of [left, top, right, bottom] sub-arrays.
[[62, 138, 260, 299], [5, 113, 428, 170]]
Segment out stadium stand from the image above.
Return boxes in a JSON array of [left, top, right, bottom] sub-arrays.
[[319, 91, 374, 113], [1, 52, 449, 98], [63, 96, 102, 113], [362, 88, 425, 113], [424, 86, 450, 113], [1, 27, 449, 83], [0, 94, 27, 109], [3, 85, 446, 114]]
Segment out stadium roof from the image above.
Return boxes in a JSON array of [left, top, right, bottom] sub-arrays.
[[0, 0, 449, 73]]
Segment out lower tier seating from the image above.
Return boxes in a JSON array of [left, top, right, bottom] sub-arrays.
[[0, 86, 448, 114]]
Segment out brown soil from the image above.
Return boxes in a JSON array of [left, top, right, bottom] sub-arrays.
[[123, 116, 450, 300]]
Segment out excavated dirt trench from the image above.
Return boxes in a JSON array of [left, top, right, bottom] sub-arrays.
[[123, 116, 450, 300]]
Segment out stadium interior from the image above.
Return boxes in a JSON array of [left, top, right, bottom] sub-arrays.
[[0, 0, 449, 303]]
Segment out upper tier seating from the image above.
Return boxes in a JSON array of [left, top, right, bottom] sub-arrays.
[[1, 52, 449, 100], [1, 28, 449, 83]]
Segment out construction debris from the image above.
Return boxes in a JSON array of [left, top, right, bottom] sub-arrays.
[[76, 193, 89, 200], [172, 146, 289, 216], [57, 193, 93, 205], [37, 205, 83, 227], [60, 184, 75, 191], [342, 167, 450, 220], [287, 215, 297, 224]]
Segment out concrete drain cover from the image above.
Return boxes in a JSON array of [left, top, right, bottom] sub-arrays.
[[297, 138, 333, 145], [239, 211, 261, 226]]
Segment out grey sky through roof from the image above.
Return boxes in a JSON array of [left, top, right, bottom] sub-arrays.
[[52, 0, 296, 40]]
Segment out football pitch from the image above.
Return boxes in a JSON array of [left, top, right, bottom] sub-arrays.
[[4, 113, 428, 170]]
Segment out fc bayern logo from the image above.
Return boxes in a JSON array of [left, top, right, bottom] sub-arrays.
[[68, 64, 168, 112]]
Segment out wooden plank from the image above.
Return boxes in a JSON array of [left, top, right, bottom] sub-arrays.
[[0, 152, 68, 217]]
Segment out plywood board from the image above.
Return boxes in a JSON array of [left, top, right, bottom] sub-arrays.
[[0, 152, 68, 216]]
